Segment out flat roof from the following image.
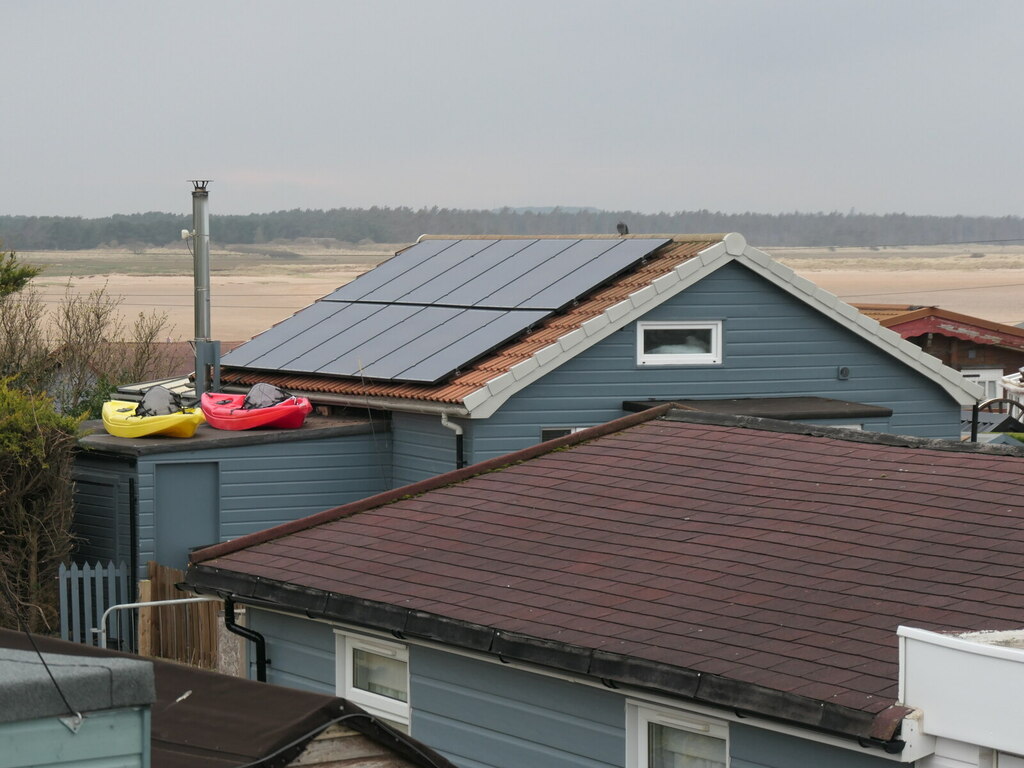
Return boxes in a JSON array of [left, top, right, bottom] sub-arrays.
[[623, 396, 894, 420], [78, 412, 387, 456], [0, 647, 154, 722]]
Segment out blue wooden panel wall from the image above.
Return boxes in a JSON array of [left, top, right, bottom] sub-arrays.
[[134, 431, 391, 577], [467, 262, 960, 465], [247, 608, 335, 694], [731, 723, 896, 768], [391, 411, 458, 488], [411, 646, 624, 768], [72, 454, 134, 566], [242, 609, 901, 768], [0, 707, 149, 767]]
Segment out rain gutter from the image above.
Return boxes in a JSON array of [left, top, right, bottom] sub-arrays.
[[185, 566, 907, 754]]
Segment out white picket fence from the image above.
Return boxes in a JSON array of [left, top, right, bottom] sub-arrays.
[[58, 560, 135, 649]]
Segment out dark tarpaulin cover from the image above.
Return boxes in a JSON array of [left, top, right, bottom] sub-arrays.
[[136, 386, 183, 417], [242, 382, 292, 410]]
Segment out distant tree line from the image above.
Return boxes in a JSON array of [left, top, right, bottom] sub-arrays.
[[4, 206, 1024, 250]]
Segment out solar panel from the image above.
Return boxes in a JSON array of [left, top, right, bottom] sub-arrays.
[[436, 239, 576, 308], [524, 238, 674, 309], [223, 237, 671, 384], [271, 303, 426, 373], [323, 239, 459, 302], [398, 239, 540, 306], [221, 300, 347, 368], [340, 307, 548, 383]]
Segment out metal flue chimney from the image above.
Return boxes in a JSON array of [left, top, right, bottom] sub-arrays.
[[188, 180, 220, 397]]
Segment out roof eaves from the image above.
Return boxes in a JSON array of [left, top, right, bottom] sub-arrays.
[[735, 245, 985, 405], [184, 566, 903, 750]]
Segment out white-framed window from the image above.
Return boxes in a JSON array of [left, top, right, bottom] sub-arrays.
[[628, 702, 729, 768], [637, 321, 722, 366], [960, 367, 1006, 401], [540, 426, 589, 441], [334, 630, 409, 730]]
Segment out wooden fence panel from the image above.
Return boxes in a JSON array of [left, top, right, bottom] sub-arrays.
[[58, 559, 220, 670], [58, 561, 134, 649], [143, 561, 220, 669]]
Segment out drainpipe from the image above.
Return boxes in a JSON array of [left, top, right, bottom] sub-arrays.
[[223, 597, 268, 682], [440, 413, 466, 469]]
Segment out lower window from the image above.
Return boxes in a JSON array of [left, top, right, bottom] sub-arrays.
[[540, 426, 589, 441], [629, 703, 729, 768], [335, 630, 410, 730]]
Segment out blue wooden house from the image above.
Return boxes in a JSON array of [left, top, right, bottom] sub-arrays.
[[185, 406, 1024, 768], [73, 233, 981, 574], [217, 233, 979, 478]]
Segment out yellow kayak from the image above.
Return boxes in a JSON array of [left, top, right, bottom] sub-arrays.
[[102, 399, 205, 438]]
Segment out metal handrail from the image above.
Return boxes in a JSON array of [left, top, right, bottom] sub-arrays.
[[96, 597, 220, 648]]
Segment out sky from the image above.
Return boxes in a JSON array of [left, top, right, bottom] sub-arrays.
[[5, 0, 1024, 219]]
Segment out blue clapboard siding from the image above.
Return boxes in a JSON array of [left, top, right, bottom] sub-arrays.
[[247, 608, 336, 693], [0, 708, 149, 768], [391, 411, 458, 488], [72, 455, 134, 566], [238, 611, 898, 768], [467, 262, 960, 464], [134, 432, 391, 575], [411, 646, 624, 768], [731, 723, 895, 768]]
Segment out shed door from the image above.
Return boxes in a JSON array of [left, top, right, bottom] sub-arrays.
[[72, 471, 129, 565], [154, 462, 219, 570]]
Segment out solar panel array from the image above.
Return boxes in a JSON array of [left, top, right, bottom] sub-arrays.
[[222, 237, 670, 384]]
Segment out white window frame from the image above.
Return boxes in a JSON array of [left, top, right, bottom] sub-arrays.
[[540, 426, 589, 441], [637, 321, 723, 366], [960, 367, 1007, 402], [627, 701, 730, 768], [334, 630, 410, 727]]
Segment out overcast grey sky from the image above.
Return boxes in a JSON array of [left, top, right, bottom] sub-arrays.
[[5, 0, 1024, 218]]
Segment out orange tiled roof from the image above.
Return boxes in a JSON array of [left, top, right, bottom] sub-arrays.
[[852, 303, 928, 322], [220, 236, 722, 405]]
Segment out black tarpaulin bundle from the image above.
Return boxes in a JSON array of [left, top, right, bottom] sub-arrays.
[[242, 382, 293, 410], [135, 386, 183, 417]]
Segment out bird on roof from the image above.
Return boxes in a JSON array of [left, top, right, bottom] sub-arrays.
[[616, 221, 629, 235]]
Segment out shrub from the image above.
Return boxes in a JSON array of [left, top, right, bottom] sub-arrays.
[[0, 382, 80, 632]]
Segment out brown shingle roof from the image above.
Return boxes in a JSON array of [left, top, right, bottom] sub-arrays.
[[188, 407, 1024, 740], [219, 236, 721, 404]]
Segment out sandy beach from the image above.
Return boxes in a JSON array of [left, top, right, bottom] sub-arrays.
[[22, 243, 1024, 341]]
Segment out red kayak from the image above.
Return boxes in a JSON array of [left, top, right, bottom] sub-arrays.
[[201, 383, 313, 431]]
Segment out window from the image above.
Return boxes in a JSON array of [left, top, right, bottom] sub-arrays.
[[335, 631, 409, 729], [628, 703, 728, 768], [637, 322, 722, 366], [540, 426, 588, 441], [961, 367, 1007, 401]]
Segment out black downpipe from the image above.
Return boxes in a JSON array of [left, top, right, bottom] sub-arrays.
[[223, 597, 268, 682], [456, 432, 466, 469], [128, 476, 138, 602]]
